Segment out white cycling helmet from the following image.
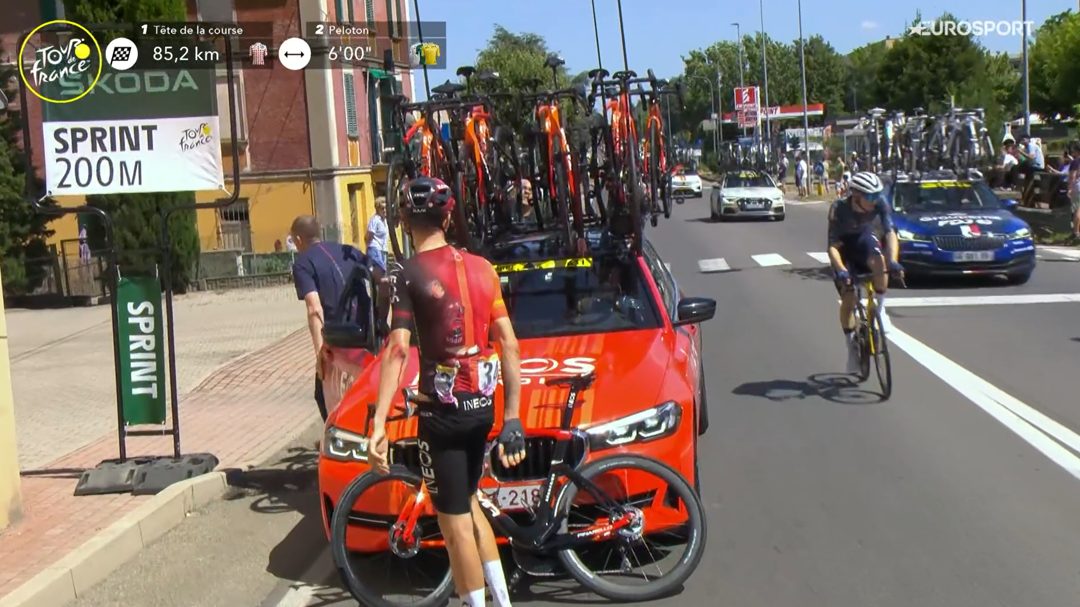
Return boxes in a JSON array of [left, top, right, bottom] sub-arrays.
[[849, 171, 883, 195]]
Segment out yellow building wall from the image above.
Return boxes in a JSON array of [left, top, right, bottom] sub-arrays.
[[44, 196, 88, 255], [0, 265, 24, 530], [337, 173, 376, 250], [195, 178, 315, 253]]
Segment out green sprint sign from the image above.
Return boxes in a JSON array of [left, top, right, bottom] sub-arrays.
[[40, 65, 224, 196], [116, 276, 167, 425]]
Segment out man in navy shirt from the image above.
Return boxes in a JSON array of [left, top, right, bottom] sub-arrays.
[[290, 215, 376, 419]]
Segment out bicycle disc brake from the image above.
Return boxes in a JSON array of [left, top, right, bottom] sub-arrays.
[[389, 521, 422, 558]]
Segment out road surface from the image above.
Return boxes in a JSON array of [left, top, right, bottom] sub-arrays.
[[72, 185, 1080, 606]]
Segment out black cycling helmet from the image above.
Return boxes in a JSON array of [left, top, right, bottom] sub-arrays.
[[401, 176, 455, 222]]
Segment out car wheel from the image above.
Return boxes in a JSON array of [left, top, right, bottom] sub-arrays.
[[1007, 270, 1033, 285]]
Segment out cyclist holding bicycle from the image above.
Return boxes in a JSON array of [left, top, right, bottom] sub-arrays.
[[826, 172, 903, 373], [368, 176, 526, 607]]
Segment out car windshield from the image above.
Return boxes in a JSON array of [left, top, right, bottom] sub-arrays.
[[498, 255, 662, 339], [892, 180, 1003, 213], [677, 166, 697, 176], [724, 174, 773, 188]]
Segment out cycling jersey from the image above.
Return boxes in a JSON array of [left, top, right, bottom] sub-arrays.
[[827, 195, 895, 245], [388, 245, 508, 406]]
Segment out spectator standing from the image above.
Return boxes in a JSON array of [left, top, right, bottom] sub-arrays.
[[795, 152, 808, 197], [366, 197, 389, 271], [1068, 140, 1080, 242], [1016, 133, 1045, 195], [290, 215, 375, 420]]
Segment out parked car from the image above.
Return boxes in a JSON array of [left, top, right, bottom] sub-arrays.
[[710, 169, 785, 221]]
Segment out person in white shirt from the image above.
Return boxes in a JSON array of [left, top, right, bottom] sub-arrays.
[[366, 197, 389, 271], [795, 153, 808, 197]]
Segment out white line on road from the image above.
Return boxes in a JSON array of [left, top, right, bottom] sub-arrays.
[[883, 309, 1080, 479], [806, 252, 831, 264], [262, 548, 333, 607], [698, 258, 731, 273], [751, 253, 791, 267], [881, 293, 1080, 307], [1039, 246, 1080, 259]]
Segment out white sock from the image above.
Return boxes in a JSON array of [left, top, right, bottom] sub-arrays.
[[461, 587, 486, 607], [483, 560, 512, 607], [876, 293, 885, 310]]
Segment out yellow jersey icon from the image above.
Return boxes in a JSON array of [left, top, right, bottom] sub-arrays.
[[417, 42, 439, 65]]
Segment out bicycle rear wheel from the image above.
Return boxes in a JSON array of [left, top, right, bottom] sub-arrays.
[[870, 308, 893, 399], [647, 126, 661, 227], [330, 467, 454, 607], [854, 302, 871, 382], [551, 135, 575, 254], [556, 454, 707, 602], [625, 145, 645, 252], [491, 125, 522, 226]]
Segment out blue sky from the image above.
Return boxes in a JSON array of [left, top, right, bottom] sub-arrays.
[[412, 0, 1072, 97]]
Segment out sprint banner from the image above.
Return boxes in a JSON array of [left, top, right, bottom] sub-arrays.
[[38, 56, 223, 195]]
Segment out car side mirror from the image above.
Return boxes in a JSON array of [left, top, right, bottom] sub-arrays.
[[673, 297, 716, 326], [1001, 198, 1018, 210]]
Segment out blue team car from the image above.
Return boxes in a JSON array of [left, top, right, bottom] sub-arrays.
[[882, 171, 1035, 284]]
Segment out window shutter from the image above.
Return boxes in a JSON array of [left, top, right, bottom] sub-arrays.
[[344, 73, 359, 138], [395, 0, 404, 38], [385, 0, 395, 38], [367, 74, 381, 159], [334, 0, 344, 22], [365, 0, 375, 28]]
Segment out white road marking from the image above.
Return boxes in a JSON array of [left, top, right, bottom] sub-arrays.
[[263, 548, 333, 607], [751, 253, 791, 267], [785, 199, 830, 206], [806, 252, 831, 264], [882, 308, 1080, 479], [880, 293, 1080, 307], [698, 258, 731, 273], [1039, 246, 1080, 260]]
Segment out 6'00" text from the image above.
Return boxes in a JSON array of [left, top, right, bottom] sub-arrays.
[[54, 157, 143, 190]]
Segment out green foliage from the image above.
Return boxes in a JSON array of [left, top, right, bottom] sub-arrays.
[[801, 35, 846, 118], [1029, 10, 1080, 120], [63, 0, 201, 292], [0, 63, 56, 295]]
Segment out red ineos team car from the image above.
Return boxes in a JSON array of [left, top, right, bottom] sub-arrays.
[[317, 228, 715, 555]]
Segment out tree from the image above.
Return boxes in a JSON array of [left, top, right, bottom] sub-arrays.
[[63, 0, 201, 291], [1029, 10, 1080, 120], [844, 40, 890, 113], [800, 35, 847, 118]]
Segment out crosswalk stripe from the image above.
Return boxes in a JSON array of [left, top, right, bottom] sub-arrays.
[[698, 258, 731, 273], [751, 253, 791, 267], [1040, 247, 1080, 260], [806, 252, 830, 263]]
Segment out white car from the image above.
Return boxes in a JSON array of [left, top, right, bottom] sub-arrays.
[[670, 166, 703, 198], [710, 169, 785, 221]]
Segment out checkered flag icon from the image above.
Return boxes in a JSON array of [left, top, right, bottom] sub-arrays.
[[110, 46, 132, 62]]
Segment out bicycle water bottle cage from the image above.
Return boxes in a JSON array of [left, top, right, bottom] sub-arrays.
[[544, 54, 566, 69], [588, 68, 609, 80], [456, 65, 476, 79]]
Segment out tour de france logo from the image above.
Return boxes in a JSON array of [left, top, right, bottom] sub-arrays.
[[19, 20, 103, 104], [179, 123, 214, 152]]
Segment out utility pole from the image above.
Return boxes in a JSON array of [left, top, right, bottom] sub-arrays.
[[733, 22, 746, 137], [758, 0, 771, 161], [717, 68, 724, 147], [1021, 0, 1030, 135], [796, 0, 810, 155]]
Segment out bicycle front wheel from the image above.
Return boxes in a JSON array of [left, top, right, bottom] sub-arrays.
[[870, 308, 893, 399], [854, 303, 871, 382], [556, 454, 707, 602], [330, 468, 454, 607]]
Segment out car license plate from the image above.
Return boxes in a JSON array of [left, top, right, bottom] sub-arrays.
[[743, 201, 764, 209], [482, 483, 542, 512], [953, 251, 994, 262]]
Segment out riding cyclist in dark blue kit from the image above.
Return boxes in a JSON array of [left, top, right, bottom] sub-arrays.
[[826, 172, 904, 373]]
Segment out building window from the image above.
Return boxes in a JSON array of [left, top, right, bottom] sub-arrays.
[[218, 200, 252, 252], [344, 72, 359, 138], [365, 0, 376, 28], [367, 73, 381, 161], [395, 0, 404, 38], [386, 0, 395, 39]]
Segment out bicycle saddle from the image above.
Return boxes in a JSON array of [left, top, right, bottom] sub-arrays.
[[868, 107, 886, 116], [432, 80, 466, 96], [455, 65, 476, 78], [588, 67, 609, 80], [544, 54, 566, 69], [912, 107, 925, 115], [477, 69, 499, 82], [613, 70, 637, 80], [546, 371, 596, 390]]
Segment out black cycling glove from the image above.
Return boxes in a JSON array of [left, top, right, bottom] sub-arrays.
[[498, 418, 526, 457]]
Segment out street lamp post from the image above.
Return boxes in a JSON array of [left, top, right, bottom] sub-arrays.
[[1021, 0, 1030, 135], [758, 0, 771, 161], [733, 22, 746, 137], [796, 0, 810, 155]]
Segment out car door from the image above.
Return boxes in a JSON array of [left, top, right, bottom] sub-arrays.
[[322, 266, 380, 418], [641, 242, 701, 402]]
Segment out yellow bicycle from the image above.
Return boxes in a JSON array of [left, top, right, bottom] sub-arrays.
[[850, 271, 903, 399]]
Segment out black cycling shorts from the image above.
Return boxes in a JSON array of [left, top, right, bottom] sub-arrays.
[[834, 229, 882, 294], [416, 392, 495, 515]]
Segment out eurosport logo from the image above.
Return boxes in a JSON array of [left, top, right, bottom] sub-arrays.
[[908, 20, 1035, 37], [19, 20, 103, 104]]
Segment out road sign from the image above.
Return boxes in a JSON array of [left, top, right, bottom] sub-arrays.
[[734, 86, 758, 110], [117, 275, 166, 425], [738, 109, 756, 128]]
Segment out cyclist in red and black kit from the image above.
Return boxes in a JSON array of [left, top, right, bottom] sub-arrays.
[[368, 177, 525, 607]]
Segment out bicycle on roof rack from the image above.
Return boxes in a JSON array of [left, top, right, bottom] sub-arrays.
[[329, 372, 707, 607], [638, 69, 684, 225], [515, 54, 590, 256], [587, 67, 659, 254], [383, 92, 473, 257]]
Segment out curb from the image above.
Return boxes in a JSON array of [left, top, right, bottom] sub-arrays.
[[0, 472, 229, 607], [0, 413, 323, 607]]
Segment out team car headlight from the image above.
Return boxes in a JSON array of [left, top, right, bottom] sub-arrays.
[[897, 229, 930, 242], [323, 426, 369, 462], [1009, 227, 1031, 239], [586, 402, 681, 450]]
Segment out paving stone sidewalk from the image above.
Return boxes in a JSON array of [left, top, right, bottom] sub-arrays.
[[0, 328, 320, 601]]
